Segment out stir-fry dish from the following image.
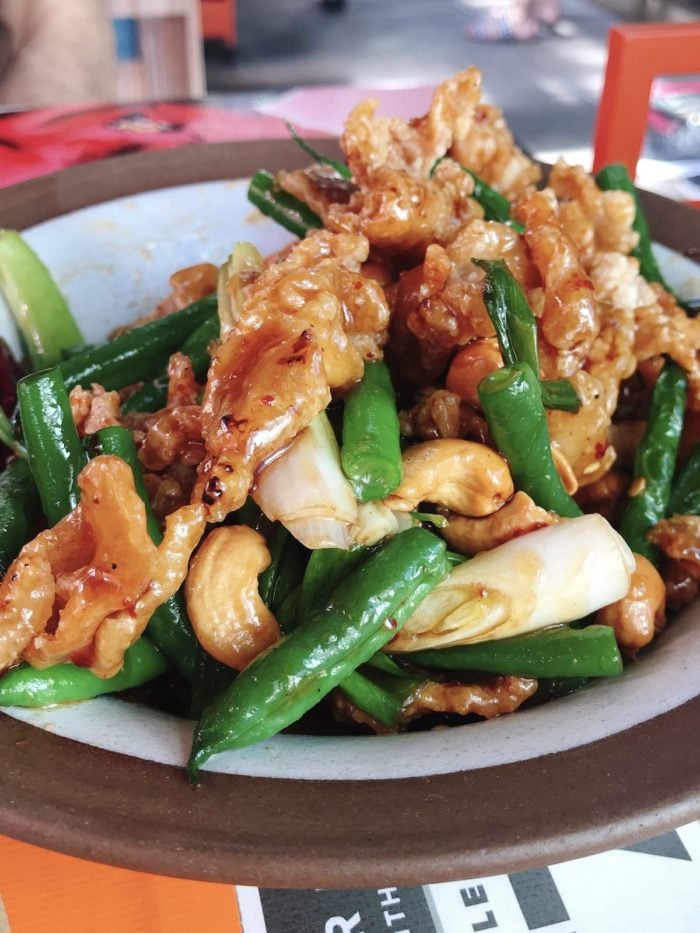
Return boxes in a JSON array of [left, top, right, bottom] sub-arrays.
[[0, 67, 698, 778]]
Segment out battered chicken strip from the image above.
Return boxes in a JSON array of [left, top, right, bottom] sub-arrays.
[[341, 67, 482, 184], [649, 515, 700, 566], [326, 160, 480, 263], [450, 101, 541, 201], [546, 370, 616, 487], [516, 188, 601, 371], [194, 231, 391, 522], [585, 251, 699, 413], [332, 674, 537, 734], [387, 220, 533, 385], [0, 457, 204, 676], [69, 383, 121, 437], [635, 285, 700, 411], [278, 164, 358, 228], [549, 160, 638, 266], [586, 252, 641, 415]]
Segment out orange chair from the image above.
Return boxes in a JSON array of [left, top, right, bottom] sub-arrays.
[[200, 0, 237, 48], [592, 22, 700, 207]]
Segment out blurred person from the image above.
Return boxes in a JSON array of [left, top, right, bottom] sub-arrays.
[[464, 0, 562, 41], [0, 0, 115, 107]]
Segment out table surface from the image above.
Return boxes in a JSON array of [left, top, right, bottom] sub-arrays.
[[0, 94, 698, 933]]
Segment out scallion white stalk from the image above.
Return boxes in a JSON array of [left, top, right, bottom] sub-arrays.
[[391, 513, 635, 651], [253, 411, 358, 549], [351, 501, 413, 546]]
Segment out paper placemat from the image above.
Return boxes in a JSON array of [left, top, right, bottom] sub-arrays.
[[237, 820, 700, 933]]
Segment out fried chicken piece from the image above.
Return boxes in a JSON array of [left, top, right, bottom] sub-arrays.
[[585, 255, 640, 416], [195, 231, 391, 521], [166, 352, 201, 407], [0, 457, 205, 676], [341, 67, 482, 184], [144, 462, 198, 524], [278, 164, 358, 226], [332, 673, 537, 733], [230, 230, 390, 385], [140, 405, 204, 471], [386, 220, 531, 386], [404, 675, 537, 721], [635, 285, 700, 410], [546, 370, 616, 487], [69, 383, 121, 436], [597, 553, 666, 653], [450, 102, 541, 200], [196, 323, 330, 521], [516, 189, 601, 366], [399, 387, 491, 445], [400, 388, 463, 440], [649, 515, 700, 562], [549, 160, 638, 266], [648, 516, 700, 609], [588, 251, 699, 410], [327, 161, 480, 263]]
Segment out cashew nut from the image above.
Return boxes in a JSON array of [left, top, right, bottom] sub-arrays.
[[597, 553, 666, 652], [442, 491, 558, 556], [384, 439, 513, 517], [185, 525, 281, 670]]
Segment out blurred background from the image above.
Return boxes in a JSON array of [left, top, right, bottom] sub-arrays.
[[0, 0, 697, 197]]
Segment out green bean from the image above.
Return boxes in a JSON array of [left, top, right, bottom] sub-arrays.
[[188, 526, 449, 774], [121, 375, 169, 415], [595, 164, 692, 314], [618, 362, 687, 562], [340, 665, 424, 729], [341, 360, 403, 500], [669, 443, 700, 516], [59, 294, 217, 392], [258, 523, 309, 614], [96, 426, 201, 681], [121, 312, 220, 414], [0, 638, 168, 707], [188, 650, 236, 720], [405, 624, 622, 678], [182, 309, 221, 377], [0, 458, 39, 576], [0, 229, 83, 370], [478, 362, 582, 518], [528, 676, 590, 705], [248, 170, 323, 238], [286, 124, 352, 179], [17, 367, 86, 525], [540, 378, 582, 412], [296, 545, 370, 624], [474, 259, 581, 413], [275, 585, 302, 635]]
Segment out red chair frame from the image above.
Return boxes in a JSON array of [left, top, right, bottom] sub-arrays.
[[593, 22, 700, 207]]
